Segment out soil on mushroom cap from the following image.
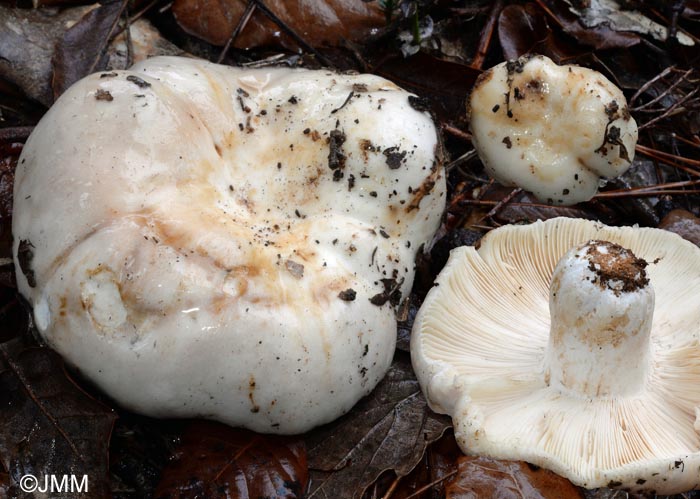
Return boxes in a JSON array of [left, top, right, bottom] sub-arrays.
[[584, 240, 649, 295]]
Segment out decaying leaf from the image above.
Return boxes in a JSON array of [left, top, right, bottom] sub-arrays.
[[51, 0, 128, 99], [155, 421, 307, 499], [172, 0, 385, 49], [539, 0, 640, 50], [564, 0, 695, 46], [498, 3, 580, 62], [0, 5, 94, 106], [305, 353, 451, 499], [374, 52, 481, 123], [445, 456, 584, 499], [660, 209, 700, 247], [0, 4, 182, 106], [0, 340, 116, 499]]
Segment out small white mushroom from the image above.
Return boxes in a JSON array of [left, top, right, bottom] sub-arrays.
[[13, 56, 446, 434], [411, 217, 700, 493], [469, 55, 638, 205]]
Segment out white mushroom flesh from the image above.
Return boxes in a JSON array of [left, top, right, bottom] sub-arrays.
[[547, 240, 654, 397], [411, 218, 700, 493], [13, 56, 446, 434], [469, 55, 638, 205]]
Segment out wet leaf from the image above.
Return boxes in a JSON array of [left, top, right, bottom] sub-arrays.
[[494, 193, 600, 224], [498, 3, 581, 62], [110, 414, 183, 499], [445, 456, 584, 499], [659, 209, 700, 247], [374, 52, 481, 124], [566, 0, 695, 47], [0, 340, 116, 499], [172, 0, 385, 49], [155, 421, 307, 499], [539, 0, 641, 50], [52, 0, 128, 100], [305, 353, 451, 499]]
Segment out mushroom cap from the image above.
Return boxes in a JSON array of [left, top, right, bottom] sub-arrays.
[[411, 217, 700, 493], [13, 56, 446, 434], [468, 55, 638, 205]]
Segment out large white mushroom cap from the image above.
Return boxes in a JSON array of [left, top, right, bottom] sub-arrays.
[[411, 217, 700, 493], [13, 56, 446, 433], [469, 55, 638, 205]]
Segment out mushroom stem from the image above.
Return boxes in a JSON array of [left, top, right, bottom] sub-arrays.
[[545, 240, 654, 398]]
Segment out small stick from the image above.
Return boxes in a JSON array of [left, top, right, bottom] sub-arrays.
[[445, 149, 477, 173], [470, 0, 502, 70], [217, 1, 257, 63], [629, 66, 674, 106], [638, 87, 698, 130], [402, 470, 459, 499], [631, 68, 691, 111], [442, 124, 472, 142], [253, 0, 334, 67], [380, 475, 402, 499], [636, 144, 700, 174]]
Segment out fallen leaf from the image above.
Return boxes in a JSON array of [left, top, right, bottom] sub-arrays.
[[538, 0, 640, 50], [0, 139, 21, 264], [659, 209, 700, 247], [601, 160, 660, 227], [0, 5, 94, 106], [565, 0, 695, 46], [155, 421, 307, 499], [498, 3, 581, 62], [373, 52, 481, 124], [0, 340, 116, 498], [172, 0, 385, 49], [52, 0, 128, 100], [445, 456, 584, 499], [305, 353, 451, 499], [0, 5, 182, 106], [495, 193, 601, 224], [109, 414, 183, 499]]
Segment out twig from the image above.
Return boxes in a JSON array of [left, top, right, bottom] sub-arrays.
[[87, 0, 130, 76], [129, 0, 162, 25], [445, 149, 477, 173], [253, 0, 334, 67], [596, 189, 700, 198], [217, 0, 257, 63], [630, 68, 691, 111], [470, 0, 502, 70], [380, 475, 402, 499], [636, 144, 700, 176], [402, 470, 459, 499], [629, 66, 674, 106], [638, 87, 698, 130], [442, 124, 472, 142], [482, 187, 522, 222]]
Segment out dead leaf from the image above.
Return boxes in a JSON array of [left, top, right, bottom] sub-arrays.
[[498, 3, 581, 62], [538, 0, 641, 50], [305, 353, 451, 499], [0, 139, 21, 264], [564, 0, 695, 46], [0, 5, 94, 106], [52, 0, 128, 100], [172, 0, 385, 49], [374, 52, 481, 124], [659, 209, 700, 247], [445, 456, 584, 499], [155, 421, 307, 499], [0, 340, 116, 498]]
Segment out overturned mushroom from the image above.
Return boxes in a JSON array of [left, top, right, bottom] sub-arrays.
[[469, 55, 638, 205], [13, 56, 446, 434], [411, 217, 700, 493]]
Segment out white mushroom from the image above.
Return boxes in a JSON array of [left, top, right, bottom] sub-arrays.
[[469, 55, 638, 205], [411, 217, 700, 493], [13, 56, 446, 434]]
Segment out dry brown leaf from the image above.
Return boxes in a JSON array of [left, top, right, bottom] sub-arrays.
[[659, 209, 700, 247]]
